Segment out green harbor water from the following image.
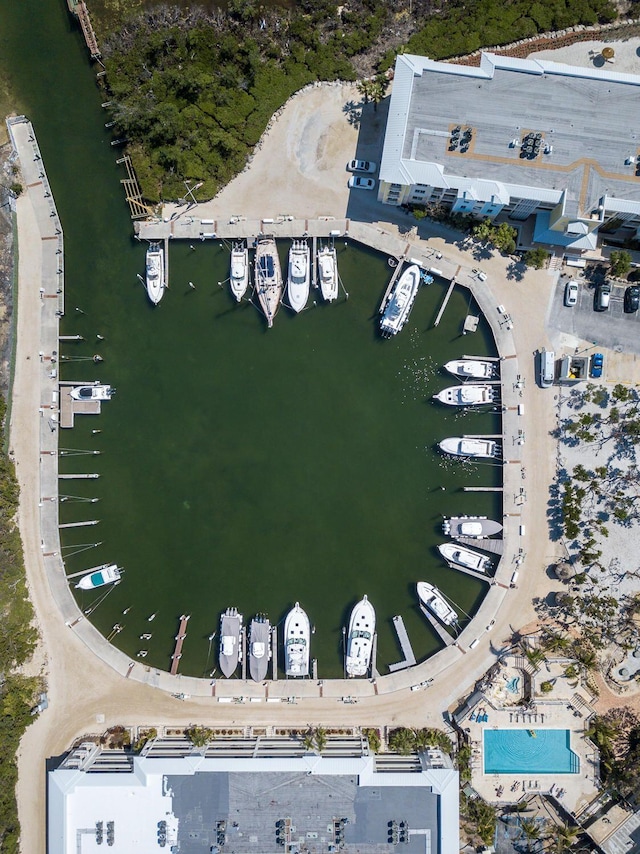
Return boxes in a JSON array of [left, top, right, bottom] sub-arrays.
[[3, 0, 500, 678]]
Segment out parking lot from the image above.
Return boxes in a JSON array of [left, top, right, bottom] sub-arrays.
[[548, 273, 640, 355]]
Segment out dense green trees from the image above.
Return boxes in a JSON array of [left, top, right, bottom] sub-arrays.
[[0, 395, 39, 854]]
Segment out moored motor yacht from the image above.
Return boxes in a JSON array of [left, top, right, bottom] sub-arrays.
[[434, 384, 496, 406], [287, 240, 310, 313], [248, 614, 271, 682], [443, 516, 503, 538], [438, 437, 500, 459], [145, 242, 165, 305], [346, 595, 376, 677], [417, 581, 458, 626], [444, 359, 498, 380], [219, 607, 243, 678], [284, 602, 310, 677], [317, 245, 339, 302], [254, 238, 283, 328], [70, 384, 115, 401], [380, 264, 421, 337], [75, 564, 121, 590], [438, 542, 492, 573], [229, 243, 249, 302]]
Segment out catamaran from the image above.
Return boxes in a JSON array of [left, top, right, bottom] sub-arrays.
[[248, 615, 271, 682], [380, 264, 421, 338], [70, 384, 115, 401], [229, 243, 249, 302], [287, 240, 310, 313], [317, 245, 339, 302], [444, 359, 498, 380], [284, 602, 310, 677], [439, 437, 500, 459], [219, 607, 243, 678], [438, 542, 492, 574], [434, 384, 496, 406], [346, 595, 375, 677], [254, 238, 283, 328], [417, 581, 458, 627], [145, 242, 165, 305], [75, 564, 121, 590], [443, 516, 503, 538]]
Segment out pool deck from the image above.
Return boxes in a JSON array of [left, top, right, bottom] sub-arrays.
[[460, 653, 600, 814]]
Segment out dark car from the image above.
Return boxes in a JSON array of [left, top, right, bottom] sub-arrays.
[[590, 353, 604, 379], [624, 285, 640, 313]]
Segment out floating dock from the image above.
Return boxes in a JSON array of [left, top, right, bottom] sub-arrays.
[[388, 615, 417, 672], [170, 614, 190, 676]]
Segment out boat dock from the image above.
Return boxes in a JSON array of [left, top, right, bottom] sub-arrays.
[[463, 486, 504, 492], [170, 614, 190, 676], [388, 615, 417, 672], [240, 627, 247, 680], [378, 256, 405, 313], [311, 236, 317, 289], [59, 382, 101, 429], [59, 520, 99, 529], [443, 560, 493, 583], [66, 0, 101, 60], [433, 278, 456, 327], [371, 632, 380, 679], [271, 626, 278, 680], [59, 473, 99, 479], [65, 564, 108, 580], [419, 603, 456, 647], [455, 535, 504, 555]]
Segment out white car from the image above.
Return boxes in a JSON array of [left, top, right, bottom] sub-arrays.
[[348, 159, 377, 173], [564, 280, 579, 307], [348, 176, 375, 190]]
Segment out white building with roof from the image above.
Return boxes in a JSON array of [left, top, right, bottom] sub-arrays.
[[379, 52, 640, 254], [48, 736, 459, 854]]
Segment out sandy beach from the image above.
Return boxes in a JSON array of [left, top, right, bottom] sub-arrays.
[[11, 36, 640, 854]]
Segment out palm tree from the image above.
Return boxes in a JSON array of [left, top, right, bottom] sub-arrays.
[[520, 818, 543, 852], [542, 632, 570, 654], [356, 79, 375, 105], [550, 823, 579, 853], [315, 727, 327, 753], [302, 729, 316, 752]]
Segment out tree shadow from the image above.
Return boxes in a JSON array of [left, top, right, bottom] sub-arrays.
[[505, 259, 526, 281], [342, 100, 361, 129]]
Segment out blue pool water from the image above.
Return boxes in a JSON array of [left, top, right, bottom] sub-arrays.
[[484, 729, 580, 775], [506, 677, 520, 694]]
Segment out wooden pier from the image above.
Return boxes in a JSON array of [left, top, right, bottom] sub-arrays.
[[65, 564, 110, 580], [419, 603, 455, 646], [371, 631, 380, 678], [463, 486, 504, 492], [117, 155, 149, 220], [388, 615, 417, 672], [59, 473, 99, 479], [241, 627, 247, 680], [311, 237, 317, 289], [433, 278, 456, 327], [455, 535, 504, 555], [60, 335, 84, 341], [67, 0, 101, 60], [443, 560, 493, 583], [170, 614, 190, 676], [312, 659, 318, 680]]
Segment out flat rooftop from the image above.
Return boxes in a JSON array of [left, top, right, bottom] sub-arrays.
[[384, 53, 640, 216]]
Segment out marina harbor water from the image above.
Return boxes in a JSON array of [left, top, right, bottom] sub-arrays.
[[9, 104, 532, 694]]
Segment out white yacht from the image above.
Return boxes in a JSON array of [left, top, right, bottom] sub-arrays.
[[75, 564, 121, 590], [443, 516, 503, 538], [444, 359, 498, 380], [254, 238, 283, 328], [229, 243, 249, 302], [438, 437, 500, 459], [438, 542, 492, 574], [284, 602, 310, 677], [380, 264, 421, 337], [317, 245, 339, 302], [434, 384, 496, 406], [346, 595, 375, 677], [70, 384, 115, 401], [145, 243, 165, 305], [287, 240, 310, 313], [417, 581, 458, 627], [248, 615, 271, 682], [219, 607, 243, 678]]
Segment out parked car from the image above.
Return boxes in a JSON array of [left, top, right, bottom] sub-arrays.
[[595, 283, 611, 311], [624, 284, 640, 313], [564, 280, 579, 307], [590, 352, 604, 378], [348, 176, 375, 190], [347, 159, 377, 173]]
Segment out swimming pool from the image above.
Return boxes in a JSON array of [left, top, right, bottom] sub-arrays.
[[484, 729, 580, 775]]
